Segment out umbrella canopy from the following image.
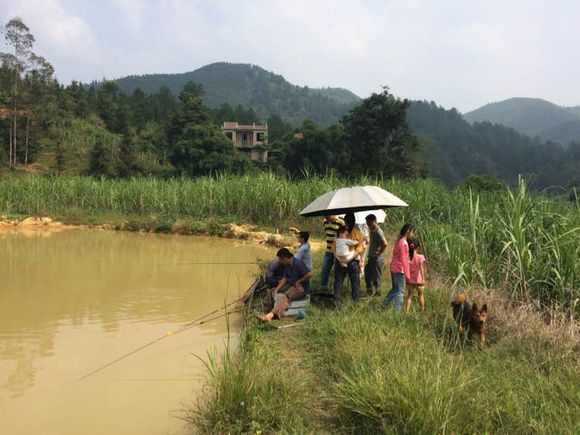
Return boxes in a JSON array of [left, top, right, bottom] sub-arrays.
[[340, 209, 387, 225], [299, 185, 408, 217]]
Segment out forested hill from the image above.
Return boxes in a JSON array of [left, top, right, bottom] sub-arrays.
[[464, 97, 580, 145], [408, 101, 580, 188], [115, 62, 360, 125]]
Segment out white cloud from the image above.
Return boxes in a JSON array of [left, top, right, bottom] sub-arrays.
[[0, 0, 103, 82], [1, 0, 580, 111], [109, 0, 146, 33]]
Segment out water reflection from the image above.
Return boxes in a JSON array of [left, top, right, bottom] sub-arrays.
[[0, 230, 270, 434]]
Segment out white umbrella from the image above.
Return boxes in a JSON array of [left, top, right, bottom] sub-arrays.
[[340, 209, 387, 225], [299, 185, 408, 217]]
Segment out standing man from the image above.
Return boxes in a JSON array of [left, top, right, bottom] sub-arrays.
[[364, 214, 388, 296], [320, 215, 344, 291], [333, 213, 365, 304]]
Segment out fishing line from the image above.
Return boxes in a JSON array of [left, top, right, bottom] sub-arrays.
[[77, 279, 259, 381], [78, 306, 241, 381]]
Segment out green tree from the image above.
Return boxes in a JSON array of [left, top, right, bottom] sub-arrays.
[[88, 135, 113, 177], [171, 124, 235, 176], [1, 17, 53, 168], [168, 81, 236, 176], [461, 175, 506, 192], [267, 114, 291, 141], [130, 88, 148, 131], [167, 81, 208, 144], [342, 88, 421, 178], [213, 103, 236, 124], [117, 132, 140, 177], [283, 120, 335, 176], [54, 140, 65, 174], [95, 81, 120, 132]]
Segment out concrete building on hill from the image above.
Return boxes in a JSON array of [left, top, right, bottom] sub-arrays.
[[222, 122, 268, 162]]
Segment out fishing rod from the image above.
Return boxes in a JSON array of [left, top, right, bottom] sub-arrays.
[[182, 298, 241, 327], [78, 280, 259, 381], [78, 306, 241, 381], [172, 261, 262, 266]]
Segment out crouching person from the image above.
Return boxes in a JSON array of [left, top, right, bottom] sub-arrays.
[[265, 257, 284, 288], [259, 248, 312, 322]]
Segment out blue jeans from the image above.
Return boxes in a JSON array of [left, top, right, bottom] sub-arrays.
[[320, 251, 335, 289], [383, 272, 405, 311], [334, 259, 361, 303]]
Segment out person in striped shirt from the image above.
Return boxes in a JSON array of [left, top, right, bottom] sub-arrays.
[[319, 215, 344, 290]]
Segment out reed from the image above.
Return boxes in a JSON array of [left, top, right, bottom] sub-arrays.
[[1, 173, 578, 310]]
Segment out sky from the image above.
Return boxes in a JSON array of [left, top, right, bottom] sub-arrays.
[[1, 0, 579, 112]]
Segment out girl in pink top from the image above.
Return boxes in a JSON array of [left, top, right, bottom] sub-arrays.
[[405, 240, 427, 312], [383, 223, 415, 311]]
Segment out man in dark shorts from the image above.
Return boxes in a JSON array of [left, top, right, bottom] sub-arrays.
[[259, 248, 312, 322], [364, 214, 387, 296]]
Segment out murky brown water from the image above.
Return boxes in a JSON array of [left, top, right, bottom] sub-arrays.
[[0, 229, 270, 435]]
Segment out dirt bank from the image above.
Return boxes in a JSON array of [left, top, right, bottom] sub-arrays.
[[0, 215, 75, 233], [0, 215, 297, 248]]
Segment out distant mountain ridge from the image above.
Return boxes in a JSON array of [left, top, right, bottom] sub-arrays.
[[408, 100, 580, 187], [464, 97, 580, 145], [114, 63, 580, 187], [115, 62, 360, 125]]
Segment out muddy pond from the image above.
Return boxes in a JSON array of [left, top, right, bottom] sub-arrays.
[[0, 229, 270, 435]]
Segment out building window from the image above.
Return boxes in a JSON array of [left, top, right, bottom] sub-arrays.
[[256, 132, 265, 142]]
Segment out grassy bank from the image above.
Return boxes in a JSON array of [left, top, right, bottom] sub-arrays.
[[1, 173, 579, 309], [192, 276, 580, 434], [2, 173, 579, 433]]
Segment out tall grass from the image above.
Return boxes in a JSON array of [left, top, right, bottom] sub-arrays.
[[299, 297, 580, 435], [196, 287, 580, 434], [188, 324, 310, 434], [1, 173, 579, 309]]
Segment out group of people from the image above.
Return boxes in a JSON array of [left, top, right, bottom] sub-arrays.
[[259, 212, 427, 321]]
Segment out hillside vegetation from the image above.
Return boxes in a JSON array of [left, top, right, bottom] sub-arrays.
[[3, 17, 580, 193], [115, 62, 360, 125], [408, 101, 580, 187], [538, 119, 580, 145], [464, 97, 580, 145]]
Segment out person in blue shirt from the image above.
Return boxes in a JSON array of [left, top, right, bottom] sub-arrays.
[[259, 248, 312, 322], [294, 231, 312, 271]]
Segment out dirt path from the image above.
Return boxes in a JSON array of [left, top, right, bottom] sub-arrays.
[[259, 325, 340, 433]]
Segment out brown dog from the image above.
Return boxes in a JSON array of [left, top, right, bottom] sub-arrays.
[[469, 303, 488, 345], [451, 293, 488, 345]]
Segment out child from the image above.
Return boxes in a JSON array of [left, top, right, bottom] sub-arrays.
[[404, 239, 427, 312], [295, 231, 312, 272], [334, 225, 359, 268]]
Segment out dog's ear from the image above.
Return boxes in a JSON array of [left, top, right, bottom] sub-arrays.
[[471, 303, 479, 312], [481, 304, 488, 313]]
